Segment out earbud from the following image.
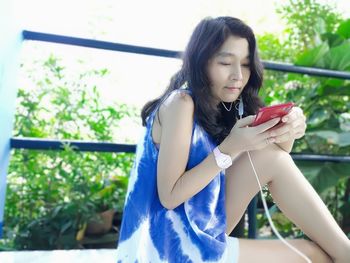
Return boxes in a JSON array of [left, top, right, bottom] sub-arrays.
[[238, 96, 244, 118]]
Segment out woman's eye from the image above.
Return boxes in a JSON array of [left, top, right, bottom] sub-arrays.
[[219, 62, 231, 66], [241, 64, 250, 68]]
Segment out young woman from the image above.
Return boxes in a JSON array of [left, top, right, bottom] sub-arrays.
[[115, 16, 350, 263]]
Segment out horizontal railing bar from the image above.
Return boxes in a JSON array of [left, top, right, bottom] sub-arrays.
[[22, 30, 350, 80], [263, 61, 350, 79], [10, 137, 136, 153], [22, 30, 182, 59], [10, 137, 350, 162], [291, 153, 350, 163]]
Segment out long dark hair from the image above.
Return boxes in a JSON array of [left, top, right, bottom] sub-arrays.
[[141, 16, 264, 143]]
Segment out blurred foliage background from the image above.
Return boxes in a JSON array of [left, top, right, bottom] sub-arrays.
[[1, 0, 349, 250], [256, 0, 350, 239]]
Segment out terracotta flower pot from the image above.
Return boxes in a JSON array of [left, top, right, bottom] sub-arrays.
[[85, 209, 115, 235]]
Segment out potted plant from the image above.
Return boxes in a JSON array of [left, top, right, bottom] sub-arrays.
[[14, 201, 96, 250], [85, 174, 128, 235]]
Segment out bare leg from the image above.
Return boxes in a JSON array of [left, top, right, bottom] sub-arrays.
[[225, 144, 350, 262], [237, 238, 332, 263], [267, 148, 350, 262]]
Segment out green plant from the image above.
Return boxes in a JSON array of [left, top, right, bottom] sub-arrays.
[[4, 54, 137, 249], [14, 201, 95, 250], [256, 1, 350, 238], [276, 0, 343, 54], [90, 174, 129, 213]]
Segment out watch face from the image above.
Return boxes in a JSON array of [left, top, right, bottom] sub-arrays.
[[222, 157, 231, 166], [219, 156, 232, 169], [214, 146, 232, 169]]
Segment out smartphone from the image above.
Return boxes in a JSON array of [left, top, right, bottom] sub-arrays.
[[252, 102, 295, 127]]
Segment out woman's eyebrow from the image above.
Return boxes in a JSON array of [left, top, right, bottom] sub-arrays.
[[217, 51, 235, 57], [217, 52, 249, 60]]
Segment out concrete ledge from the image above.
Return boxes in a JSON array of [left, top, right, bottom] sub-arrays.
[[0, 248, 117, 263]]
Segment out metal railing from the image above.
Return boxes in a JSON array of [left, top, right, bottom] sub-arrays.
[[22, 30, 350, 79], [6, 30, 350, 239]]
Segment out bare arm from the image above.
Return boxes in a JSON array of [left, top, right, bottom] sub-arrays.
[[157, 92, 285, 210], [156, 92, 223, 209]]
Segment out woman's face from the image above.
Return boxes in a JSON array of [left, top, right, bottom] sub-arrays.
[[207, 35, 251, 104]]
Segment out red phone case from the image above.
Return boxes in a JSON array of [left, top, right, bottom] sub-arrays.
[[252, 102, 295, 127]]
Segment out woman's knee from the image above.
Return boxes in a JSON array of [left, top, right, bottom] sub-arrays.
[[251, 143, 291, 163], [248, 143, 292, 178]]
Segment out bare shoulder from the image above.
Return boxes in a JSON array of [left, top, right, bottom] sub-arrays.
[[159, 90, 194, 120], [152, 91, 193, 144]]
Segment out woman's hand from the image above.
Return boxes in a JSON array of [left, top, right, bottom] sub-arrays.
[[268, 106, 307, 144], [219, 115, 281, 157]]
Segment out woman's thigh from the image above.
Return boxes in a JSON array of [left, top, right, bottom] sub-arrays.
[[225, 143, 286, 232], [236, 238, 332, 263]]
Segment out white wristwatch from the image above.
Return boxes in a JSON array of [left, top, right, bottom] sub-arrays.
[[213, 146, 232, 169]]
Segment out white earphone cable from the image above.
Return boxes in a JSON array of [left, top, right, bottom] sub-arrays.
[[246, 151, 312, 263], [237, 100, 311, 263]]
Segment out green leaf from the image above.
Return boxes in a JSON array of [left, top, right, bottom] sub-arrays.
[[323, 78, 345, 88], [339, 203, 350, 217], [60, 221, 73, 234], [52, 205, 63, 218], [318, 85, 350, 96], [295, 43, 329, 66], [314, 17, 326, 35], [336, 19, 350, 39], [339, 132, 350, 147], [321, 42, 350, 70], [297, 161, 350, 193], [308, 130, 350, 147], [321, 32, 345, 48], [308, 108, 331, 127], [316, 163, 350, 192], [340, 113, 350, 132]]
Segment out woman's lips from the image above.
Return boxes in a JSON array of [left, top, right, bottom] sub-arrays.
[[225, 87, 241, 92]]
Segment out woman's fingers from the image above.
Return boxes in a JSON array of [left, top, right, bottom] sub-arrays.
[[253, 117, 281, 133], [267, 123, 305, 143], [282, 106, 303, 123], [268, 108, 307, 143], [231, 106, 307, 151], [236, 115, 256, 128], [253, 135, 276, 150]]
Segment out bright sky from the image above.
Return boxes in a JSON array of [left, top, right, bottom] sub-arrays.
[[12, 0, 350, 141], [14, 0, 350, 103], [13, 0, 294, 51], [14, 0, 350, 44]]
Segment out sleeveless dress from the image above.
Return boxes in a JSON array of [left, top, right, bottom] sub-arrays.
[[115, 90, 239, 263]]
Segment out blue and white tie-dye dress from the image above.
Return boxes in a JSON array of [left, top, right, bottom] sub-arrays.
[[116, 92, 240, 263]]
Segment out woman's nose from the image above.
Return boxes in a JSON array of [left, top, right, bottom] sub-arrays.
[[230, 65, 243, 81]]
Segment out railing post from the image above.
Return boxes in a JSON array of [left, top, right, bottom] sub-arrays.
[[0, 0, 22, 238], [248, 195, 258, 238]]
